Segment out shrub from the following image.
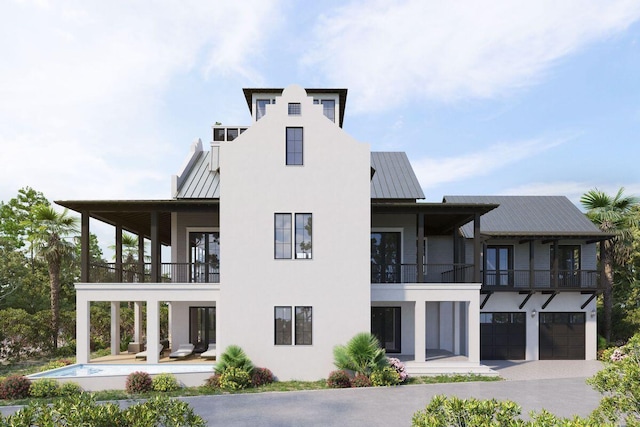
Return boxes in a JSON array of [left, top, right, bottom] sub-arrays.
[[251, 367, 274, 387], [387, 357, 408, 383], [42, 358, 73, 372], [370, 366, 401, 386], [125, 371, 153, 394], [350, 375, 372, 388], [219, 367, 251, 391], [204, 373, 221, 389], [327, 370, 352, 388], [123, 395, 206, 427], [29, 378, 60, 398], [152, 373, 180, 392], [58, 381, 83, 396], [333, 332, 388, 376], [215, 345, 254, 375], [0, 375, 31, 400]]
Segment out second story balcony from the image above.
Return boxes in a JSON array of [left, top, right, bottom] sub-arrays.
[[89, 262, 220, 284]]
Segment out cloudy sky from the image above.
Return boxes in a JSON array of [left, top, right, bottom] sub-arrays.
[[2, 0, 640, 210]]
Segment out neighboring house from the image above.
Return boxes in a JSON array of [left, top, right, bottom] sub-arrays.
[[57, 84, 609, 380]]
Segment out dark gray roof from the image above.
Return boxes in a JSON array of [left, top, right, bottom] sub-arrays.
[[371, 152, 425, 200], [176, 151, 220, 199], [444, 195, 605, 238]]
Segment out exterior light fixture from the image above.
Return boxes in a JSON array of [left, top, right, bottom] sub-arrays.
[[531, 309, 537, 317], [591, 309, 596, 318]]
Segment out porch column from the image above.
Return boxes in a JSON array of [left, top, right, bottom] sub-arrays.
[[529, 240, 535, 287], [150, 211, 160, 282], [115, 224, 123, 282], [81, 212, 90, 282], [414, 301, 426, 362], [417, 214, 424, 283], [473, 213, 481, 283], [134, 302, 143, 343], [552, 240, 559, 288], [110, 302, 121, 355], [467, 296, 480, 364], [137, 234, 145, 283], [146, 300, 160, 363], [76, 297, 90, 364]]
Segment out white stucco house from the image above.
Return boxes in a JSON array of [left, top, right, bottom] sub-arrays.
[[57, 84, 609, 380]]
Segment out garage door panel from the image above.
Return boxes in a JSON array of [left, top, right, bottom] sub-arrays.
[[481, 312, 525, 360], [539, 312, 585, 360]]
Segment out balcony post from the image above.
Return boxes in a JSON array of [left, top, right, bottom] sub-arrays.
[[552, 240, 559, 288], [529, 240, 535, 288], [150, 211, 160, 282], [115, 224, 123, 282], [138, 234, 145, 283], [417, 214, 425, 283], [80, 211, 90, 282], [473, 213, 481, 283]]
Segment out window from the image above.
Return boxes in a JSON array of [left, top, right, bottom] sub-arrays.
[[288, 103, 301, 115], [189, 232, 220, 283], [213, 128, 225, 141], [551, 245, 581, 287], [371, 307, 401, 352], [275, 306, 312, 345], [226, 128, 239, 141], [314, 99, 336, 122], [256, 99, 274, 120], [286, 127, 303, 165], [485, 246, 513, 286], [274, 214, 292, 259], [371, 232, 401, 283], [189, 307, 216, 347], [295, 306, 312, 345], [274, 306, 292, 345], [295, 213, 312, 259]]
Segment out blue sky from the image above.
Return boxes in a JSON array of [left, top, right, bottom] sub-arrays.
[[1, 0, 639, 210]]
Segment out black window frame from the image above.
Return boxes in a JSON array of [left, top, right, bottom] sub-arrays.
[[294, 213, 312, 259], [295, 306, 313, 345], [274, 306, 292, 345], [274, 213, 292, 259], [286, 127, 303, 166]]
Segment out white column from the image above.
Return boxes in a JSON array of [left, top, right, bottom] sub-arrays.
[[76, 297, 90, 364], [110, 302, 121, 355], [414, 300, 426, 362], [467, 296, 480, 364], [134, 302, 143, 343], [167, 302, 173, 350], [146, 300, 160, 363]]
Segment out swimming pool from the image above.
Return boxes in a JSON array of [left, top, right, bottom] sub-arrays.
[[29, 363, 215, 379]]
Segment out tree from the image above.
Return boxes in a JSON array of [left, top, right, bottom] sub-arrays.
[[581, 188, 639, 342], [28, 205, 79, 349]]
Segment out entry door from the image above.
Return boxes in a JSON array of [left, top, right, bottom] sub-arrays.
[[371, 307, 401, 353], [371, 232, 401, 283], [189, 307, 216, 351]]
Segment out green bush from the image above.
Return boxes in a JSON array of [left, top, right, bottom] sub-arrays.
[[219, 367, 251, 391], [152, 373, 180, 392], [58, 381, 83, 396], [215, 345, 254, 375], [351, 375, 372, 388], [29, 379, 60, 398], [370, 366, 401, 386], [0, 375, 31, 400], [326, 370, 352, 388], [125, 371, 153, 394], [251, 367, 274, 387], [333, 332, 388, 376]]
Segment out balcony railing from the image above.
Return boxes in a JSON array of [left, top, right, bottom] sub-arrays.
[[371, 264, 600, 290], [88, 262, 220, 284]]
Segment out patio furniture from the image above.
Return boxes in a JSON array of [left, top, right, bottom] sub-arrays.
[[169, 343, 195, 359], [200, 343, 217, 360], [135, 343, 164, 359]]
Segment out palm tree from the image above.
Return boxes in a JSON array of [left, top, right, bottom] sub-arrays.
[[30, 205, 79, 349], [581, 188, 639, 342]]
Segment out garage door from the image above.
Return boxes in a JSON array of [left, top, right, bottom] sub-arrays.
[[480, 312, 526, 360], [539, 312, 585, 359]]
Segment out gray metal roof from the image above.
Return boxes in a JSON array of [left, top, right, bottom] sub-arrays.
[[371, 152, 425, 200], [444, 195, 605, 238], [176, 151, 220, 199]]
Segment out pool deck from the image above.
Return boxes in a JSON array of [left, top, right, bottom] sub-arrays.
[[90, 351, 214, 365]]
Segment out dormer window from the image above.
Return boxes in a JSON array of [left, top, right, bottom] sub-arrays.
[[288, 103, 301, 115], [256, 99, 275, 120], [313, 99, 335, 122]]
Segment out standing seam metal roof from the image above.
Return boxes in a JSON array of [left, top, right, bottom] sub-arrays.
[[371, 152, 425, 200], [176, 151, 220, 199]]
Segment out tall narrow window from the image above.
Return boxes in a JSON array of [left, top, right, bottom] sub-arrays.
[[371, 232, 401, 283], [551, 245, 581, 287], [189, 232, 220, 283], [274, 306, 292, 345], [295, 213, 312, 259], [485, 246, 513, 286], [286, 127, 303, 165], [295, 306, 312, 345], [189, 307, 216, 347], [274, 214, 292, 259]]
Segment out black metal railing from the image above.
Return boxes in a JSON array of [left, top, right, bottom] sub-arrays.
[[88, 262, 220, 284], [482, 269, 600, 290], [371, 264, 475, 284]]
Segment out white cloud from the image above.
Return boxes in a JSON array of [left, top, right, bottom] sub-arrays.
[[0, 1, 282, 202], [412, 135, 570, 189], [303, 0, 640, 113]]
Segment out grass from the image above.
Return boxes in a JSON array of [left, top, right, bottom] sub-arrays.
[[0, 355, 500, 406]]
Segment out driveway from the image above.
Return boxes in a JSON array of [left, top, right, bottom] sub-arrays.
[[0, 361, 605, 426]]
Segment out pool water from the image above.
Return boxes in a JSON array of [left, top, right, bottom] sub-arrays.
[[29, 363, 215, 378]]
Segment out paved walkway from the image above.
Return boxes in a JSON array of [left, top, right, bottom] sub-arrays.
[[0, 361, 606, 425]]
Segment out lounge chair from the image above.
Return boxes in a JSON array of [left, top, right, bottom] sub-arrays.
[[135, 343, 164, 359], [200, 343, 217, 360], [169, 343, 195, 359]]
